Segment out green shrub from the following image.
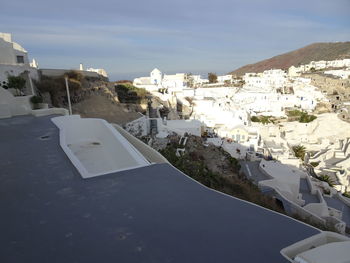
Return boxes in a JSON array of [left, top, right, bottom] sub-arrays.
[[287, 110, 317, 123], [7, 75, 26, 95], [318, 174, 335, 187], [292, 145, 306, 160], [251, 116, 260, 122], [299, 112, 317, 123], [250, 115, 272, 124], [342, 192, 350, 198], [287, 110, 303, 117], [30, 95, 43, 104], [115, 83, 147, 103], [260, 116, 271, 124], [310, 162, 320, 167], [65, 70, 83, 81]]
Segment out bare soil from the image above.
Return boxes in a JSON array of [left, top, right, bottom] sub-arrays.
[[72, 94, 143, 125]]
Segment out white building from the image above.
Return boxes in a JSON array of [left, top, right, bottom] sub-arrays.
[[150, 68, 162, 85], [243, 69, 287, 92], [133, 68, 189, 93], [288, 59, 350, 75], [0, 33, 38, 95], [162, 73, 187, 92], [86, 67, 108, 78], [324, 68, 350, 79], [0, 33, 29, 66], [217, 74, 233, 84], [191, 75, 209, 85]]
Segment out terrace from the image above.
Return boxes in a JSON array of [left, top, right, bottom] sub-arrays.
[[0, 114, 328, 262]]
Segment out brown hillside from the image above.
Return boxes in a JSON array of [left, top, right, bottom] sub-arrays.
[[230, 42, 350, 76]]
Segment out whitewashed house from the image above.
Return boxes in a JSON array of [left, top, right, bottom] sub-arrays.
[[0, 33, 38, 95], [217, 75, 233, 84], [162, 73, 187, 92], [86, 67, 108, 78], [150, 68, 163, 85], [133, 68, 162, 91]]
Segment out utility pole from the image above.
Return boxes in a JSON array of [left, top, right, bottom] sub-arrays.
[[65, 76, 72, 115]]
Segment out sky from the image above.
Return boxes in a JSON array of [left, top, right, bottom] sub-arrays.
[[1, 0, 349, 80]]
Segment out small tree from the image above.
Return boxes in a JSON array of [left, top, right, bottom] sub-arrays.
[[251, 116, 260, 122], [292, 145, 306, 160], [7, 75, 26, 96], [318, 175, 334, 187], [186, 73, 194, 88], [208, 72, 217, 83], [299, 112, 317, 123], [30, 95, 43, 109]]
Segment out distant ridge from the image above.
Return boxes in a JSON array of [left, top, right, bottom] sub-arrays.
[[230, 42, 350, 76]]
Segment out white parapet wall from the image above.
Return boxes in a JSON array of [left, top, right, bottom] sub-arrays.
[[52, 115, 150, 178], [0, 88, 32, 118], [281, 231, 350, 263], [31, 107, 69, 117], [0, 87, 69, 119], [112, 123, 169, 164]]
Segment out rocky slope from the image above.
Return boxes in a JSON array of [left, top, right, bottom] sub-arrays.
[[230, 42, 350, 76]]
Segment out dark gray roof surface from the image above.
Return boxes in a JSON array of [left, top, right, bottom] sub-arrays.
[[324, 196, 350, 227], [0, 115, 320, 263], [300, 178, 320, 204]]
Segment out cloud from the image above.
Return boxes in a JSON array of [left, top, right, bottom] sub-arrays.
[[1, 0, 349, 80]]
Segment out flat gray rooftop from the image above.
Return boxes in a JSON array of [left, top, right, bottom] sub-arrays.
[[300, 178, 320, 205], [240, 160, 269, 184], [324, 196, 350, 227], [0, 115, 320, 263]]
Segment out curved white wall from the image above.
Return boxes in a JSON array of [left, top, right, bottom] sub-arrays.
[[0, 88, 32, 118]]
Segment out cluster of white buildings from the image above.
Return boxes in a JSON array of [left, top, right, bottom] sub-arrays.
[[234, 71, 325, 117], [133, 69, 243, 93], [288, 59, 350, 76], [324, 68, 350, 79], [255, 113, 350, 191], [133, 68, 210, 93], [131, 68, 330, 158], [257, 158, 349, 235], [130, 65, 350, 234], [243, 69, 288, 92]]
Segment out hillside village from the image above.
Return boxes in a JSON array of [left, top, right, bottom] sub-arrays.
[[128, 59, 350, 234], [1, 32, 350, 237]]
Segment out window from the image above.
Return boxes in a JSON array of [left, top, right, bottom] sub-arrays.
[[16, 56, 24, 64]]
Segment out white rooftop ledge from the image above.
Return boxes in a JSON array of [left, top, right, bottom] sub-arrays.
[[281, 231, 350, 263]]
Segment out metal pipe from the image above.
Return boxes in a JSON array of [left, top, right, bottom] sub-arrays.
[[65, 76, 72, 115]]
